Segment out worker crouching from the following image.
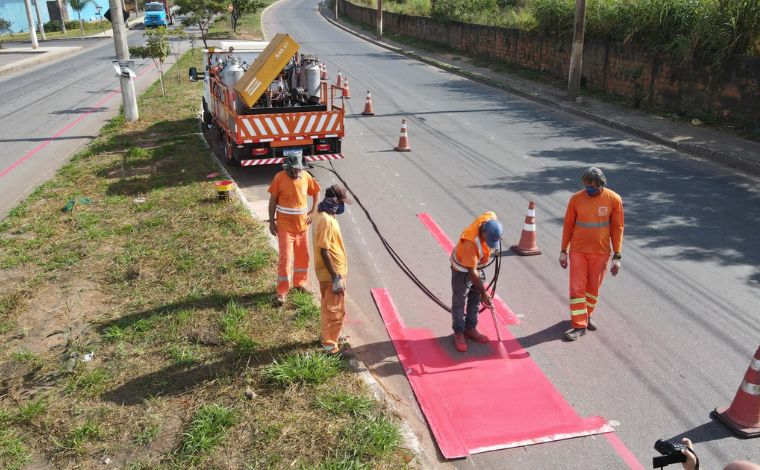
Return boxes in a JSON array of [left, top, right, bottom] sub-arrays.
[[450, 212, 503, 353]]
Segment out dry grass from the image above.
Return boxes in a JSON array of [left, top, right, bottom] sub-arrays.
[[0, 23, 414, 470]]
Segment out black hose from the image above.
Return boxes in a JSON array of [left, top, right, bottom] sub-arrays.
[[310, 161, 502, 316]]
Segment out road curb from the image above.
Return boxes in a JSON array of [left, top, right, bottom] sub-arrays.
[[319, 5, 760, 177], [195, 118, 430, 467], [0, 46, 82, 77]]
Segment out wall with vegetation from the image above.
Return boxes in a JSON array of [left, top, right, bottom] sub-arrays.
[[340, 0, 760, 132]]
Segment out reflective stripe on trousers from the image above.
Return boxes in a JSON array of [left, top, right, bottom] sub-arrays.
[[277, 230, 309, 296], [568, 252, 609, 329]]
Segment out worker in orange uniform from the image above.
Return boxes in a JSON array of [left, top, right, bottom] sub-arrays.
[[450, 212, 503, 352], [312, 184, 351, 353], [559, 167, 624, 341], [268, 154, 321, 304]]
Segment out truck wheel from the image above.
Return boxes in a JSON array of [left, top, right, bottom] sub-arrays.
[[202, 98, 212, 125]]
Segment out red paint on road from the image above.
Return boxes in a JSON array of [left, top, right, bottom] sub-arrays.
[[417, 212, 520, 325], [371, 287, 613, 459], [0, 65, 152, 180], [605, 432, 646, 470]]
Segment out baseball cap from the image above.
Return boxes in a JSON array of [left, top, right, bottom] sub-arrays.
[[326, 184, 353, 204], [482, 219, 503, 249]]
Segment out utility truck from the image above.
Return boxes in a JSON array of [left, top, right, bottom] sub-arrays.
[[189, 35, 345, 167], [144, 0, 172, 27]]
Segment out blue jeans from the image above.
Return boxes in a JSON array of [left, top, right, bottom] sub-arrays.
[[451, 268, 484, 333]]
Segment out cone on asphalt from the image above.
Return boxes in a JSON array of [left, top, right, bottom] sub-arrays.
[[362, 90, 374, 115], [395, 119, 411, 152], [712, 346, 760, 438], [342, 77, 351, 99], [320, 63, 328, 81], [510, 201, 542, 256], [336, 70, 343, 89]]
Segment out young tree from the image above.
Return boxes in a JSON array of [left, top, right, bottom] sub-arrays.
[[230, 0, 265, 33], [129, 27, 170, 95], [69, 0, 94, 36], [174, 0, 226, 48], [0, 18, 11, 49], [167, 26, 190, 82]]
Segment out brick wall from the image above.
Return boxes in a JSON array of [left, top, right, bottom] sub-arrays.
[[340, 0, 760, 129]]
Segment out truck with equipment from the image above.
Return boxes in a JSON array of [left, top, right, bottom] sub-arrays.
[[190, 34, 345, 167], [143, 0, 172, 27]]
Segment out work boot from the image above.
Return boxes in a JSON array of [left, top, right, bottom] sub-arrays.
[[563, 328, 587, 341], [464, 327, 489, 344], [276, 294, 287, 305], [453, 332, 468, 352], [587, 317, 597, 331]]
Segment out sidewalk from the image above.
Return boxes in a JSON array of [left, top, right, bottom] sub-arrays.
[[0, 15, 144, 78], [322, 8, 760, 177]]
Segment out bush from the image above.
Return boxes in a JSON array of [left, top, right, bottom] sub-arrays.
[[44, 19, 81, 32]]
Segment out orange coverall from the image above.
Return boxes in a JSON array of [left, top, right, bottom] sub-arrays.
[[561, 188, 624, 328], [268, 170, 320, 297]]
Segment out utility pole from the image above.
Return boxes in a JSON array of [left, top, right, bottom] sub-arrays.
[[376, 0, 382, 39], [32, 0, 47, 40], [567, 0, 586, 102], [334, 0, 338, 19], [108, 0, 139, 122], [23, 0, 39, 49], [57, 0, 67, 33]]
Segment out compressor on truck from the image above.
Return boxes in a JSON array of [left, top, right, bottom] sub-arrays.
[[189, 35, 346, 167]]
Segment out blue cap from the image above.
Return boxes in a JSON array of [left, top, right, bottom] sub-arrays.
[[482, 219, 503, 249]]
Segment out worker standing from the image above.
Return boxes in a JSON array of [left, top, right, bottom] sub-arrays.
[[268, 154, 321, 304], [312, 184, 351, 354], [450, 211, 503, 353], [559, 167, 624, 341]]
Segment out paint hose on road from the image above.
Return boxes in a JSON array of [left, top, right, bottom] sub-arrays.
[[312, 161, 503, 317]]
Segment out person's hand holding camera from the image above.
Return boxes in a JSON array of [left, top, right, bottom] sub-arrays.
[[680, 438, 698, 470]]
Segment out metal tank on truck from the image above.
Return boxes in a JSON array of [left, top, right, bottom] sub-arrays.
[[189, 36, 346, 167]]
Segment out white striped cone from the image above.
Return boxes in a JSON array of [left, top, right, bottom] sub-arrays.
[[362, 90, 374, 115], [336, 70, 343, 89], [342, 77, 351, 99], [320, 63, 328, 81], [395, 119, 411, 152], [712, 346, 760, 438], [510, 201, 542, 255]]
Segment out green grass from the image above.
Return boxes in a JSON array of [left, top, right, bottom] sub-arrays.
[[291, 290, 320, 326], [263, 352, 343, 386], [235, 250, 272, 272], [10, 350, 43, 369], [55, 421, 101, 453], [14, 397, 48, 424], [337, 416, 402, 461], [65, 367, 110, 396], [0, 429, 31, 470], [219, 300, 258, 352], [133, 420, 161, 446], [167, 344, 199, 366], [176, 404, 237, 462], [317, 391, 376, 417]]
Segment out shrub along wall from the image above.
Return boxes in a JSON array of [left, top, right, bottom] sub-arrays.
[[341, 0, 760, 132]]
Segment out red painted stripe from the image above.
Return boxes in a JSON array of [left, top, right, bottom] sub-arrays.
[[605, 433, 644, 470], [417, 213, 520, 325], [0, 65, 152, 180]]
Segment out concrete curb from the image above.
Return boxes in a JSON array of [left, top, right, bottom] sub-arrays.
[[320, 5, 760, 176], [195, 117, 430, 467], [0, 46, 82, 77]]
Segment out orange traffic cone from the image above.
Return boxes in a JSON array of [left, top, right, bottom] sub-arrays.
[[712, 346, 760, 438], [362, 90, 374, 116], [320, 63, 328, 81], [395, 119, 411, 152], [336, 70, 343, 89], [342, 77, 351, 99], [510, 201, 542, 256]]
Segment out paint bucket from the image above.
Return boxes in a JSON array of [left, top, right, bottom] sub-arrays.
[[215, 180, 234, 201]]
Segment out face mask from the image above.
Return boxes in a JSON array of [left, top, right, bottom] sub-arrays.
[[336, 203, 345, 215], [585, 185, 600, 196]]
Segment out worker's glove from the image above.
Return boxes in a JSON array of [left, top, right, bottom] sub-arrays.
[[331, 275, 345, 294], [610, 259, 621, 276], [559, 252, 568, 269]]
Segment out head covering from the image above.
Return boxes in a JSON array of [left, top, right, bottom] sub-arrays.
[[283, 154, 304, 171], [325, 184, 352, 204], [482, 219, 503, 249]]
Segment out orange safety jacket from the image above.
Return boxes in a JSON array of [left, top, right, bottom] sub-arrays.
[[450, 211, 497, 272]]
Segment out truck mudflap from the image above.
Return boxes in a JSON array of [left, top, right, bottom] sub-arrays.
[[239, 153, 344, 166]]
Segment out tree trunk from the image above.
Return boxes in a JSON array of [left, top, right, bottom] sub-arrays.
[[58, 0, 67, 32], [78, 12, 84, 36], [158, 61, 165, 95]]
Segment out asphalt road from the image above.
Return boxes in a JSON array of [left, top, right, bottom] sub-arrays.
[[226, 0, 760, 468], [0, 31, 170, 220]]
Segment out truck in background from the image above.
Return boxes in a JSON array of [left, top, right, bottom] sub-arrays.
[[189, 36, 346, 167], [143, 0, 173, 27]]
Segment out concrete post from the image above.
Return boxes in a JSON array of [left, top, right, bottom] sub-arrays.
[[376, 0, 382, 39], [109, 0, 138, 122], [23, 0, 39, 49], [32, 0, 47, 40], [567, 0, 586, 102]]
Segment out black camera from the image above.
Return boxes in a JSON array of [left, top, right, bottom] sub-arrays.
[[653, 439, 687, 468]]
